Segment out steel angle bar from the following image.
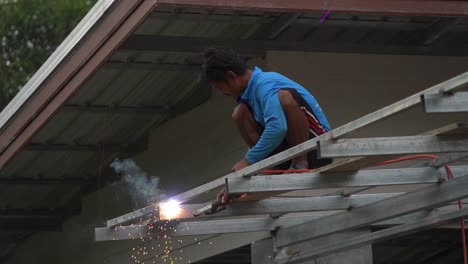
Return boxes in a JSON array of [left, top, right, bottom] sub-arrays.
[[327, 151, 468, 198], [226, 166, 466, 194], [276, 207, 468, 264], [96, 206, 466, 242], [427, 152, 468, 167], [275, 174, 468, 248], [96, 214, 333, 241], [422, 92, 468, 113], [106, 72, 468, 227], [318, 135, 468, 159], [315, 123, 468, 173], [337, 187, 373, 197], [97, 205, 468, 242], [376, 206, 463, 226], [162, 193, 402, 220]]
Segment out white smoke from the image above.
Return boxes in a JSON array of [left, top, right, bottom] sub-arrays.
[[110, 158, 161, 206]]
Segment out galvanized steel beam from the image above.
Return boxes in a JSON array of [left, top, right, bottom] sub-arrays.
[[161, 193, 402, 220], [275, 174, 468, 247], [327, 149, 468, 198], [96, 206, 464, 242], [96, 214, 329, 241], [276, 208, 468, 264], [422, 92, 468, 113], [317, 135, 468, 159], [226, 166, 461, 194], [427, 152, 468, 167]]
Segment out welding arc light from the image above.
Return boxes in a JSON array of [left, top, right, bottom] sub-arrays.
[[159, 200, 182, 220]]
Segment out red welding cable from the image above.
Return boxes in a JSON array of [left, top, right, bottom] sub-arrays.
[[261, 169, 313, 174], [376, 154, 440, 165], [377, 155, 467, 264], [445, 164, 468, 264]]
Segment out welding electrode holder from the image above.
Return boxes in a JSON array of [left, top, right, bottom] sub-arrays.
[[193, 193, 242, 217], [204, 200, 227, 215], [192, 200, 226, 217]]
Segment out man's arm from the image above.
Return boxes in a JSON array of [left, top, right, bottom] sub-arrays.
[[245, 90, 288, 164]]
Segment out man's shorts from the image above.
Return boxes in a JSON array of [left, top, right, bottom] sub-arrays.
[[250, 88, 333, 170]]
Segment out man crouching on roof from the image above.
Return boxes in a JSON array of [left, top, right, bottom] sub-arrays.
[[201, 47, 333, 203]]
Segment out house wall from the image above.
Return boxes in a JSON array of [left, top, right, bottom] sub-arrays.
[[6, 52, 468, 264]]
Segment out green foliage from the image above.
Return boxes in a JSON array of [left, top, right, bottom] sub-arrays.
[[0, 0, 96, 109]]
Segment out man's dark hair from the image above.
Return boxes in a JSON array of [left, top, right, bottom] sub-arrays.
[[201, 47, 247, 83]]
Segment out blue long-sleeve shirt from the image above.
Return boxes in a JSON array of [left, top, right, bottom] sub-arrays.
[[240, 67, 331, 164]]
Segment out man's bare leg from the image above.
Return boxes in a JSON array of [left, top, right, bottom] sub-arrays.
[[216, 103, 261, 203], [233, 98, 309, 169], [232, 103, 261, 148], [278, 90, 310, 169]]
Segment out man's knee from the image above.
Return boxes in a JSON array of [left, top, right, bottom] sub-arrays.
[[278, 90, 298, 109], [232, 105, 240, 121], [232, 103, 249, 123]]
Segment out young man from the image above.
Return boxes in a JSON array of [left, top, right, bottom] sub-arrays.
[[201, 48, 332, 201]]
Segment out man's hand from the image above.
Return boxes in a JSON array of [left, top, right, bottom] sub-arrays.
[[217, 188, 229, 204], [217, 188, 247, 204], [232, 158, 250, 172], [215, 159, 250, 204]]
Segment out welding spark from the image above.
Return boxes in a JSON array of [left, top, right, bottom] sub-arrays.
[[159, 200, 182, 220]]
